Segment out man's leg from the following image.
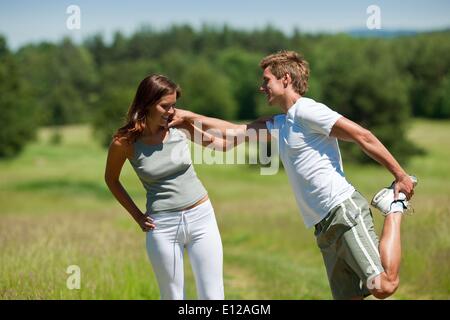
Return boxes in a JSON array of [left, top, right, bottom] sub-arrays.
[[316, 192, 404, 300], [369, 212, 402, 299], [315, 199, 378, 300], [368, 176, 418, 298]]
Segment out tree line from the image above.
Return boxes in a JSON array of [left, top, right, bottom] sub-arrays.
[[1, 25, 449, 162]]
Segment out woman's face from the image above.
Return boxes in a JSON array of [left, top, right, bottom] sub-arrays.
[[148, 92, 177, 128]]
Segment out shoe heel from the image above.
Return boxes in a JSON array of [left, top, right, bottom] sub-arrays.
[[371, 188, 389, 204]]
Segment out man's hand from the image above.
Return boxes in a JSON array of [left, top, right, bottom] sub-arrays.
[[393, 174, 415, 201], [167, 108, 192, 128]]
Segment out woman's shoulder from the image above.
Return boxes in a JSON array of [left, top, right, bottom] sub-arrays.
[[111, 135, 133, 147], [110, 136, 135, 159]]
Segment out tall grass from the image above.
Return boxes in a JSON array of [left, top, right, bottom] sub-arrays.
[[0, 120, 449, 299]]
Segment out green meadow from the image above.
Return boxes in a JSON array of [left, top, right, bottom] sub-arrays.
[[0, 119, 449, 299]]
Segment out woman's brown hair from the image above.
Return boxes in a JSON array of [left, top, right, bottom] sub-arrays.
[[114, 74, 181, 143]]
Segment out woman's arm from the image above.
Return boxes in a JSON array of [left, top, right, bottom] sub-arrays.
[[104, 138, 155, 231]]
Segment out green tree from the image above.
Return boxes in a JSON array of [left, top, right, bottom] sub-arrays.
[[216, 48, 261, 119], [84, 34, 110, 66], [16, 38, 98, 125], [0, 36, 37, 159], [429, 74, 450, 118], [393, 32, 450, 118], [178, 60, 237, 120], [313, 36, 420, 164], [92, 86, 136, 147]]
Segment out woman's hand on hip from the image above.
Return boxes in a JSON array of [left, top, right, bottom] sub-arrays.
[[137, 214, 156, 232]]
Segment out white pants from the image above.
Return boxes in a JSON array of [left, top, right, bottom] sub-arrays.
[[146, 199, 224, 300]]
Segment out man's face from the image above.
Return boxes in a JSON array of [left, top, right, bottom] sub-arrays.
[[260, 67, 285, 106]]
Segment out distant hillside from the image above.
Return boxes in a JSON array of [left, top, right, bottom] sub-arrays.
[[347, 29, 418, 38], [347, 27, 450, 38]]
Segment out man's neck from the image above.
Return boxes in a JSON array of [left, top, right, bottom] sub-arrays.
[[278, 92, 302, 113]]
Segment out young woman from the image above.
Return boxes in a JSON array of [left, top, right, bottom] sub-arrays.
[[104, 74, 229, 300]]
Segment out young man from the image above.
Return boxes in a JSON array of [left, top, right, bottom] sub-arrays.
[[169, 50, 416, 300]]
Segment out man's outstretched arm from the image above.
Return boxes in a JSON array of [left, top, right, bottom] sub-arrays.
[[330, 117, 414, 200], [168, 108, 273, 142], [169, 109, 244, 133]]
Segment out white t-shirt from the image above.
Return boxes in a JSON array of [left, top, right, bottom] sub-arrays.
[[266, 97, 355, 228]]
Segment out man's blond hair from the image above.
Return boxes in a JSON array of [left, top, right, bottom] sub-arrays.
[[260, 50, 310, 95]]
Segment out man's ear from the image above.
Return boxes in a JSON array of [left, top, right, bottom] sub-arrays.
[[283, 73, 292, 88]]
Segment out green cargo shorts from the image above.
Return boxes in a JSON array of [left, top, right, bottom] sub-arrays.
[[314, 191, 384, 300]]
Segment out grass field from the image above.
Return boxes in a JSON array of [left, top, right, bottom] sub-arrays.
[[0, 119, 449, 299]]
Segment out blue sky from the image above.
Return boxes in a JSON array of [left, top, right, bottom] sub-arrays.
[[1, 0, 449, 49]]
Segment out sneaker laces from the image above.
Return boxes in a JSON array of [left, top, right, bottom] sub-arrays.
[[403, 200, 415, 216]]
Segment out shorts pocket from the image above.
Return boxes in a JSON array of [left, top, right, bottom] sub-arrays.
[[316, 204, 360, 250], [340, 204, 360, 228]]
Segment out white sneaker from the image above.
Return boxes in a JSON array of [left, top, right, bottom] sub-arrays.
[[370, 176, 418, 216]]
